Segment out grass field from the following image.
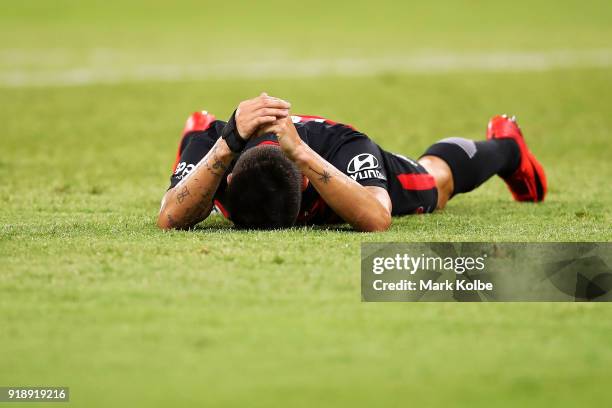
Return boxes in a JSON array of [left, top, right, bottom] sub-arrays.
[[1, 1, 612, 407]]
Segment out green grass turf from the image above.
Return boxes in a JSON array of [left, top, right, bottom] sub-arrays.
[[1, 1, 612, 407]]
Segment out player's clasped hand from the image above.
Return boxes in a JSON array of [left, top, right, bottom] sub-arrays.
[[235, 92, 291, 139], [259, 116, 304, 161]]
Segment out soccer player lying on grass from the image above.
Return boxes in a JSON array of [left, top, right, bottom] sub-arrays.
[[157, 93, 547, 232]]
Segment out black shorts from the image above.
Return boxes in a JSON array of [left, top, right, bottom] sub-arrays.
[[379, 149, 438, 215]]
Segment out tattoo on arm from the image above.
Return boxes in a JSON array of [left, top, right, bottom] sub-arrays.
[[176, 186, 191, 203], [183, 143, 231, 179], [202, 145, 228, 176], [181, 189, 214, 226], [309, 166, 332, 184], [169, 141, 231, 227], [211, 159, 227, 173]]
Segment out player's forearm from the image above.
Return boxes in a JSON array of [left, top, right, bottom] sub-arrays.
[[157, 139, 235, 230], [293, 144, 391, 232]]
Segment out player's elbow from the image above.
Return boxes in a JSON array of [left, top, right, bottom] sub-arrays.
[[357, 210, 392, 232], [157, 197, 182, 230], [157, 190, 187, 230], [157, 208, 191, 230], [157, 209, 174, 230], [370, 214, 392, 232]]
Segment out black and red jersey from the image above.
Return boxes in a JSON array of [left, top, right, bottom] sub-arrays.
[[169, 114, 437, 224]]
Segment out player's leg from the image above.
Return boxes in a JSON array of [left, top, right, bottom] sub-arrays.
[[418, 136, 518, 208], [418, 115, 547, 207], [417, 155, 454, 209]]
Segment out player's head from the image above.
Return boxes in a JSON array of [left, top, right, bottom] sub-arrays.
[[226, 145, 302, 229]]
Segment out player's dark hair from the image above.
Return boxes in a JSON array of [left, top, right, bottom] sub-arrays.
[[227, 146, 302, 229]]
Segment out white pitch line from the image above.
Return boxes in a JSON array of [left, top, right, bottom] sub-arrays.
[[1, 49, 612, 88]]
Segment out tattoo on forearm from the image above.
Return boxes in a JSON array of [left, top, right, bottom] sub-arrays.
[[176, 186, 191, 203], [211, 159, 227, 172], [169, 140, 231, 227], [309, 166, 332, 184], [180, 189, 214, 225], [201, 145, 228, 176], [205, 161, 222, 176]]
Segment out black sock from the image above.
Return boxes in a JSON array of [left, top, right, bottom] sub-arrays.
[[422, 137, 520, 195]]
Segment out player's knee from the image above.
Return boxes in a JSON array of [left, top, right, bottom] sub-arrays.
[[418, 155, 454, 206]]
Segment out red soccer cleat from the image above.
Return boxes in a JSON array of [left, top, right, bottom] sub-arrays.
[[182, 110, 216, 136], [487, 115, 547, 202]]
